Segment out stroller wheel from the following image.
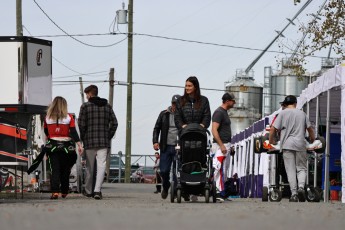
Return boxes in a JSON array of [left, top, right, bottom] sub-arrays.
[[176, 189, 182, 203], [170, 181, 175, 203], [269, 189, 282, 202], [205, 189, 210, 203], [262, 186, 269, 202], [306, 186, 321, 202]]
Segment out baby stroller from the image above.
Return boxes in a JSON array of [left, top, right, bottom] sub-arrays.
[[170, 123, 216, 203]]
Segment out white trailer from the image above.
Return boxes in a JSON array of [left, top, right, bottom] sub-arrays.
[[0, 36, 82, 194]]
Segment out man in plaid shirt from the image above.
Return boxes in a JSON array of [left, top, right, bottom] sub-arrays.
[[78, 85, 118, 200]]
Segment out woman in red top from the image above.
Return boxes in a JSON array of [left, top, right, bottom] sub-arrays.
[[44, 96, 83, 199]]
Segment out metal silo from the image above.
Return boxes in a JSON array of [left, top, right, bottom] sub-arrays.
[[225, 69, 263, 135], [270, 59, 314, 112]]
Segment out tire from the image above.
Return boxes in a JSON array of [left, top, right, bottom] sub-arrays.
[[176, 189, 182, 203], [262, 186, 269, 202], [212, 181, 217, 203], [269, 189, 282, 202], [306, 186, 321, 202], [170, 181, 175, 203], [314, 187, 323, 201], [205, 189, 210, 203]]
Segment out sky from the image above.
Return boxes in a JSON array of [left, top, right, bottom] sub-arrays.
[[1, 0, 331, 166]]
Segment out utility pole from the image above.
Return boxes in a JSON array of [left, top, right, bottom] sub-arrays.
[[79, 77, 85, 104], [16, 0, 23, 36], [106, 68, 115, 182], [125, 0, 133, 183]]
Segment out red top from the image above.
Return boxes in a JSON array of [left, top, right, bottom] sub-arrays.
[[44, 114, 76, 139]]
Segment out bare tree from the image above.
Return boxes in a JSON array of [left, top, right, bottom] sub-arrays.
[[304, 0, 345, 59], [281, 0, 344, 76]]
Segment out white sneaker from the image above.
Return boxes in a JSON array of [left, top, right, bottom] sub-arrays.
[[216, 197, 224, 203]]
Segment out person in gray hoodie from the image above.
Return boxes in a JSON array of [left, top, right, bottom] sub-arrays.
[[78, 85, 118, 200]]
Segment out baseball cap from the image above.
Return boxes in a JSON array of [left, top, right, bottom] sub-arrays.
[[171, 94, 180, 103], [222, 92, 235, 102], [280, 95, 297, 105]]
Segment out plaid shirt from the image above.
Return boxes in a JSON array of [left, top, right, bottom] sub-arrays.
[[78, 97, 118, 149]]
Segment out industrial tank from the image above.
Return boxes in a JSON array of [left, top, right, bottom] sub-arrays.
[[270, 59, 314, 112], [225, 69, 263, 135]]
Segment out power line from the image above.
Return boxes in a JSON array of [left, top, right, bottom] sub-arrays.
[[33, 0, 128, 48], [54, 71, 108, 79], [35, 33, 111, 38], [31, 0, 338, 60], [34, 32, 334, 59], [52, 79, 302, 97], [23, 24, 100, 77]]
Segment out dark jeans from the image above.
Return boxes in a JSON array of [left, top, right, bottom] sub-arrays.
[[159, 145, 176, 192]]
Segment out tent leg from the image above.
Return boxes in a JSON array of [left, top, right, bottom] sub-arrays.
[[324, 90, 331, 202]]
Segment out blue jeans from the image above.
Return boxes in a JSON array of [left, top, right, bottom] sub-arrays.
[[159, 145, 176, 192]]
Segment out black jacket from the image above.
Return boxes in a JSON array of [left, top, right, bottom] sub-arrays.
[[152, 108, 173, 152], [174, 95, 211, 130]]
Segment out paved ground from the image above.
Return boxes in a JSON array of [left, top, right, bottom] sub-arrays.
[[0, 183, 344, 230]]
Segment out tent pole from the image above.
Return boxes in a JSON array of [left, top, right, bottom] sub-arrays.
[[306, 100, 310, 184], [314, 96, 319, 188], [324, 90, 331, 202]]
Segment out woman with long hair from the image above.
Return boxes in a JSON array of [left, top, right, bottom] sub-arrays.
[[174, 76, 211, 202], [44, 96, 83, 199], [174, 76, 211, 130]]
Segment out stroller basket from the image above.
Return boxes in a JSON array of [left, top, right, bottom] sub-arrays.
[[180, 171, 207, 184]]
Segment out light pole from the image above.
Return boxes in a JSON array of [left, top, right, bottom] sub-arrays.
[[125, 0, 133, 183]]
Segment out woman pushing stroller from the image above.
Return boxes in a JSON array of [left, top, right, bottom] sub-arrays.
[[174, 76, 211, 202]]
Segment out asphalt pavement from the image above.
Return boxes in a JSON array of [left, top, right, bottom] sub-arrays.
[[0, 183, 344, 230]]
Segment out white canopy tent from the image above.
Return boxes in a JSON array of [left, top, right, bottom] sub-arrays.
[[228, 62, 344, 203], [297, 62, 345, 202]]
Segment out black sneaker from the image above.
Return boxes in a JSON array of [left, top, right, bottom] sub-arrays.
[[161, 190, 168, 199], [289, 194, 298, 202], [297, 187, 306, 202], [154, 190, 160, 194], [94, 192, 102, 200]]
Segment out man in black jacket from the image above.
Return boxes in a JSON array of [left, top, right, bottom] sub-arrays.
[[78, 85, 118, 200], [152, 95, 180, 199]]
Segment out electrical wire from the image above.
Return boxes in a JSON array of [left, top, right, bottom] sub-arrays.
[[33, 0, 128, 48], [54, 71, 108, 79], [31, 0, 337, 60], [34, 31, 334, 59], [51, 79, 305, 97], [23, 24, 102, 77]]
